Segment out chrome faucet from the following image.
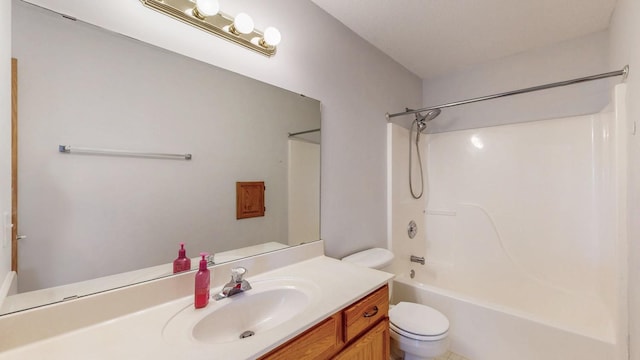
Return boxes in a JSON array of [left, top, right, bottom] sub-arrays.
[[206, 254, 215, 266], [214, 267, 252, 300], [410, 255, 425, 265]]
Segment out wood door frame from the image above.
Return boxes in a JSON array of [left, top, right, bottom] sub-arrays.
[[11, 58, 18, 272]]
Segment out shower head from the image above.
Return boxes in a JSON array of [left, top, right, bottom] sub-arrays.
[[416, 108, 441, 122], [414, 108, 441, 133]]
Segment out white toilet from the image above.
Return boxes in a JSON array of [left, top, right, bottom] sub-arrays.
[[342, 248, 450, 360]]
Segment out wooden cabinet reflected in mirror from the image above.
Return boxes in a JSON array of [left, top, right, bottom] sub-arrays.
[[237, 181, 266, 219]]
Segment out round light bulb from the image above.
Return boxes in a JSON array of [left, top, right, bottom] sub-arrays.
[[195, 0, 219, 17], [233, 13, 254, 34], [263, 27, 281, 46]]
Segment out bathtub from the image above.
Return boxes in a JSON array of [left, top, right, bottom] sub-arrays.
[[390, 266, 620, 360]]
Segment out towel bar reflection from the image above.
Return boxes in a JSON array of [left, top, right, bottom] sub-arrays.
[[58, 145, 192, 160], [288, 128, 320, 137]]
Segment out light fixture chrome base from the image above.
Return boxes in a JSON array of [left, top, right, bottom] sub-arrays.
[[140, 0, 276, 57]]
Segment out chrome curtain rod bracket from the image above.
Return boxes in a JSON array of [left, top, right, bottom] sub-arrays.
[[288, 128, 321, 137], [386, 65, 630, 120], [58, 145, 192, 160], [623, 65, 630, 80]]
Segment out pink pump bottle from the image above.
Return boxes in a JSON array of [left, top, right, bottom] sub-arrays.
[[173, 243, 191, 274], [194, 253, 210, 309]]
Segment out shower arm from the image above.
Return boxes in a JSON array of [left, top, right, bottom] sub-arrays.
[[386, 65, 629, 120]]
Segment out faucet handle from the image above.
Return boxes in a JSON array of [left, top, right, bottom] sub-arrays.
[[231, 267, 247, 283]]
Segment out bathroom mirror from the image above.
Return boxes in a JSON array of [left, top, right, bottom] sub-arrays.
[[2, 1, 321, 315]]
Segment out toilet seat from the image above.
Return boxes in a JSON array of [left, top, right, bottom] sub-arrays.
[[389, 302, 449, 341]]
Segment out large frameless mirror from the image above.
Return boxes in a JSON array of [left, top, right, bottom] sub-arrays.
[[2, 0, 321, 315]]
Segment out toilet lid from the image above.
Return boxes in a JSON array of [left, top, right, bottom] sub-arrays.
[[390, 302, 449, 340]]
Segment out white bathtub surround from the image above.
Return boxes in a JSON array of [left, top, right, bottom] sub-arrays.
[[0, 241, 393, 359], [388, 85, 628, 360]]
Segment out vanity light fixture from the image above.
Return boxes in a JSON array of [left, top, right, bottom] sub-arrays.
[[229, 12, 254, 35], [140, 0, 281, 57]]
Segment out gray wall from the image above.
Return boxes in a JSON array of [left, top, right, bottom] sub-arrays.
[[422, 31, 611, 133]]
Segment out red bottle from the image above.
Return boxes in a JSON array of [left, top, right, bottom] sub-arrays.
[[194, 253, 210, 309], [173, 243, 191, 274]]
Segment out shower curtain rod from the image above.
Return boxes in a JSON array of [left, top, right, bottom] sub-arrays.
[[386, 65, 629, 120]]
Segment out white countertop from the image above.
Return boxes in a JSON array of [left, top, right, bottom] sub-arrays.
[[0, 256, 393, 360]]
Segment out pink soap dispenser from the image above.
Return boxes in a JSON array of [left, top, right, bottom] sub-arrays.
[[173, 243, 191, 274], [194, 253, 210, 309]]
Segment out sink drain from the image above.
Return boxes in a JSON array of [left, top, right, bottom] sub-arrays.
[[239, 330, 255, 339]]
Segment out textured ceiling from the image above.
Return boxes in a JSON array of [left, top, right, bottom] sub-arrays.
[[311, 0, 618, 79]]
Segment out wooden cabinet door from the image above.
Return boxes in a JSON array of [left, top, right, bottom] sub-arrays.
[[259, 313, 343, 360], [333, 318, 389, 360], [343, 285, 388, 342]]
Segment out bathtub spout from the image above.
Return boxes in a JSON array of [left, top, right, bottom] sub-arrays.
[[410, 255, 425, 265]]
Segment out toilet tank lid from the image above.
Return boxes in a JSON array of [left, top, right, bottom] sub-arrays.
[[341, 248, 394, 269]]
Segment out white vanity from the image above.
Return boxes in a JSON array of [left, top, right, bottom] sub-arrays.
[[0, 242, 393, 359]]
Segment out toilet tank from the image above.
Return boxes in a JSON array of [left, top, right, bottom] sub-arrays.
[[341, 248, 394, 269]]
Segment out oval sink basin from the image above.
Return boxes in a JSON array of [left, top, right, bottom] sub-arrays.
[[163, 278, 318, 345], [193, 287, 308, 343]]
